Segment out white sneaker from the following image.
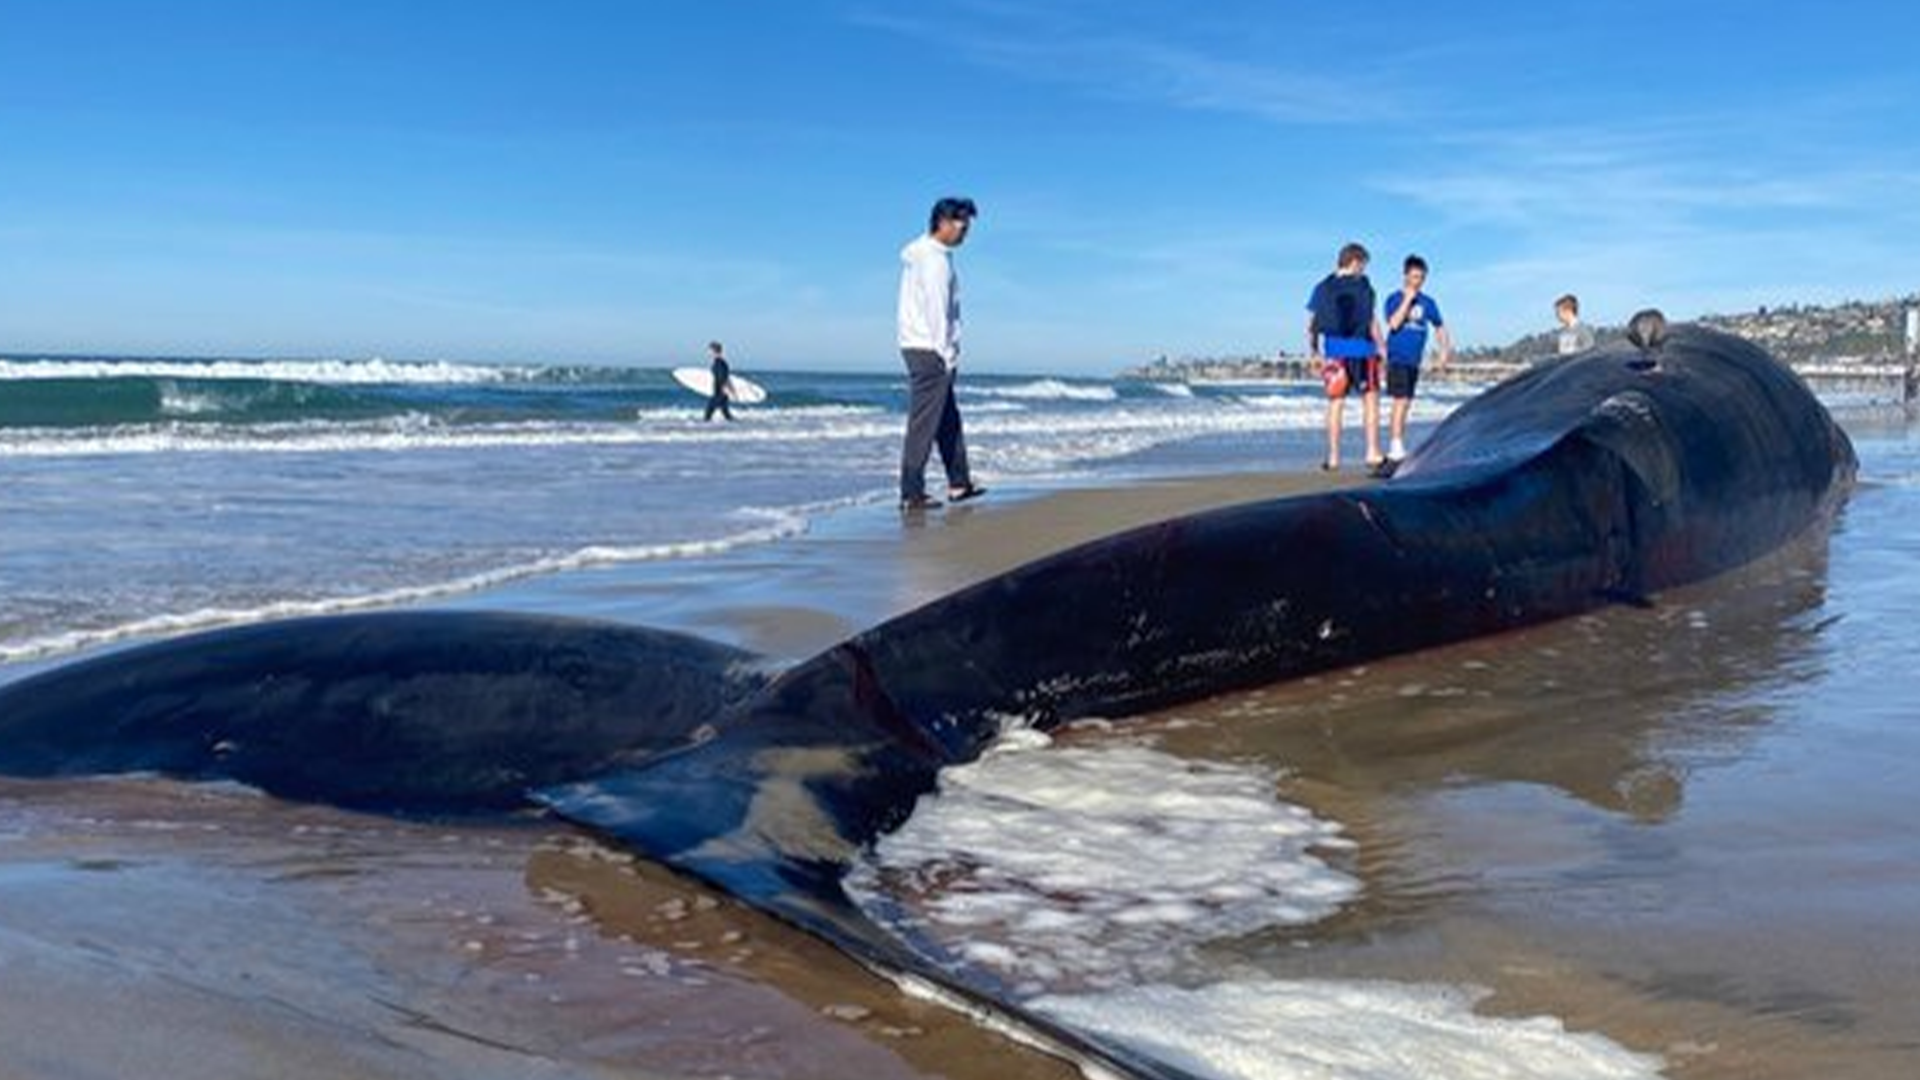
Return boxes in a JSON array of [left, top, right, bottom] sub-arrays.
[[1388, 438, 1407, 462]]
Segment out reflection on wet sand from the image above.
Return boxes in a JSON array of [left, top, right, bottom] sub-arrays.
[[1109, 526, 1919, 1078], [0, 778, 1078, 1080], [525, 838, 1082, 1080], [1151, 531, 1834, 825]]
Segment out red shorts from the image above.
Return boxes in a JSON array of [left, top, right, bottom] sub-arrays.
[[1327, 356, 1380, 398]]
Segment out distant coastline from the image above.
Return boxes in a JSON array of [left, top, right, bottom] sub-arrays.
[[1119, 293, 1920, 385]]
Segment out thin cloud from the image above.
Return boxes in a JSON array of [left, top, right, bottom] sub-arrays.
[[850, 5, 1398, 125], [1381, 87, 1920, 231], [1339, 92, 1920, 342], [1376, 156, 1920, 257]]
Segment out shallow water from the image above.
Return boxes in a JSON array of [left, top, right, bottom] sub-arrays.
[[2, 358, 1462, 664]]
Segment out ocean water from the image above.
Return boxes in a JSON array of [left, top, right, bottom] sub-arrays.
[[0, 355, 1460, 666]]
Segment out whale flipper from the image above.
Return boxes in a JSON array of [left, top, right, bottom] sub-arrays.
[[0, 611, 769, 813]]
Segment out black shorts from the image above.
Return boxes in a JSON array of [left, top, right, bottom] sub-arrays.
[[1386, 363, 1420, 399], [1332, 356, 1380, 397]]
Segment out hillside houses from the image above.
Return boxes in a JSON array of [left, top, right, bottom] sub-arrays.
[[1122, 295, 1919, 383]]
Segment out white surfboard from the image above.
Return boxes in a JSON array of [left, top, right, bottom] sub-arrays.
[[672, 366, 768, 405]]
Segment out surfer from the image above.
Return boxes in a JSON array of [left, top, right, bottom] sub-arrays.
[[1380, 254, 1453, 473], [703, 341, 735, 422], [1306, 242, 1386, 472], [896, 196, 986, 511]]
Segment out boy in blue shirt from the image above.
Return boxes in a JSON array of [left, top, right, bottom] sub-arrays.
[[1380, 254, 1453, 471]]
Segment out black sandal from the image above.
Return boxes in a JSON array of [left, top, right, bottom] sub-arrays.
[[900, 494, 942, 511], [947, 483, 987, 503]]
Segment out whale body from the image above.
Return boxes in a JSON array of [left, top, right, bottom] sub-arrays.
[[544, 322, 1857, 904]]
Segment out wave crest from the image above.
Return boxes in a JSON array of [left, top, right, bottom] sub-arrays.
[[967, 379, 1118, 403], [0, 357, 525, 385]]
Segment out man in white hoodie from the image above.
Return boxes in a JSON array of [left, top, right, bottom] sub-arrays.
[[897, 196, 985, 511]]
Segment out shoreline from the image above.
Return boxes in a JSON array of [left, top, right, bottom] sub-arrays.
[[449, 464, 1364, 662], [0, 454, 1362, 687]]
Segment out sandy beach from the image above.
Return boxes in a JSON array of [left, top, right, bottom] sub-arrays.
[[4, 455, 1918, 1079]]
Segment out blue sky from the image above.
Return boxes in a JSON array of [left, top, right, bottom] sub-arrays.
[[3, 1, 1917, 374]]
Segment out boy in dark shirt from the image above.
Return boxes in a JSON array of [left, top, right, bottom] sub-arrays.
[[1306, 242, 1386, 471]]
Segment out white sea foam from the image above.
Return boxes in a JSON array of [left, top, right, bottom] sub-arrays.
[[847, 731, 1359, 992], [967, 378, 1120, 403], [0, 357, 525, 384], [1031, 980, 1666, 1080], [958, 400, 1030, 414], [155, 381, 229, 416], [0, 507, 810, 664], [0, 397, 1332, 459], [630, 402, 888, 423]]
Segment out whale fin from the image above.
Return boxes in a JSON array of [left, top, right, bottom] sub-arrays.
[[0, 611, 768, 813]]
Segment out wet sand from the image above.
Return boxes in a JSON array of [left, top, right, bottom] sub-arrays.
[[5, 464, 1918, 1079], [0, 776, 1098, 1080]]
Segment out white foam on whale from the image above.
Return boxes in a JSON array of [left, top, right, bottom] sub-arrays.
[[847, 730, 1359, 992], [849, 731, 1665, 1080], [1032, 979, 1665, 1080]]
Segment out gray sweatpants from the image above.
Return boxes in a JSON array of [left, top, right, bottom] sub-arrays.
[[899, 348, 971, 500]]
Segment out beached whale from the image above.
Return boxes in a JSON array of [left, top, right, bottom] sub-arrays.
[[0, 321, 1857, 1079]]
